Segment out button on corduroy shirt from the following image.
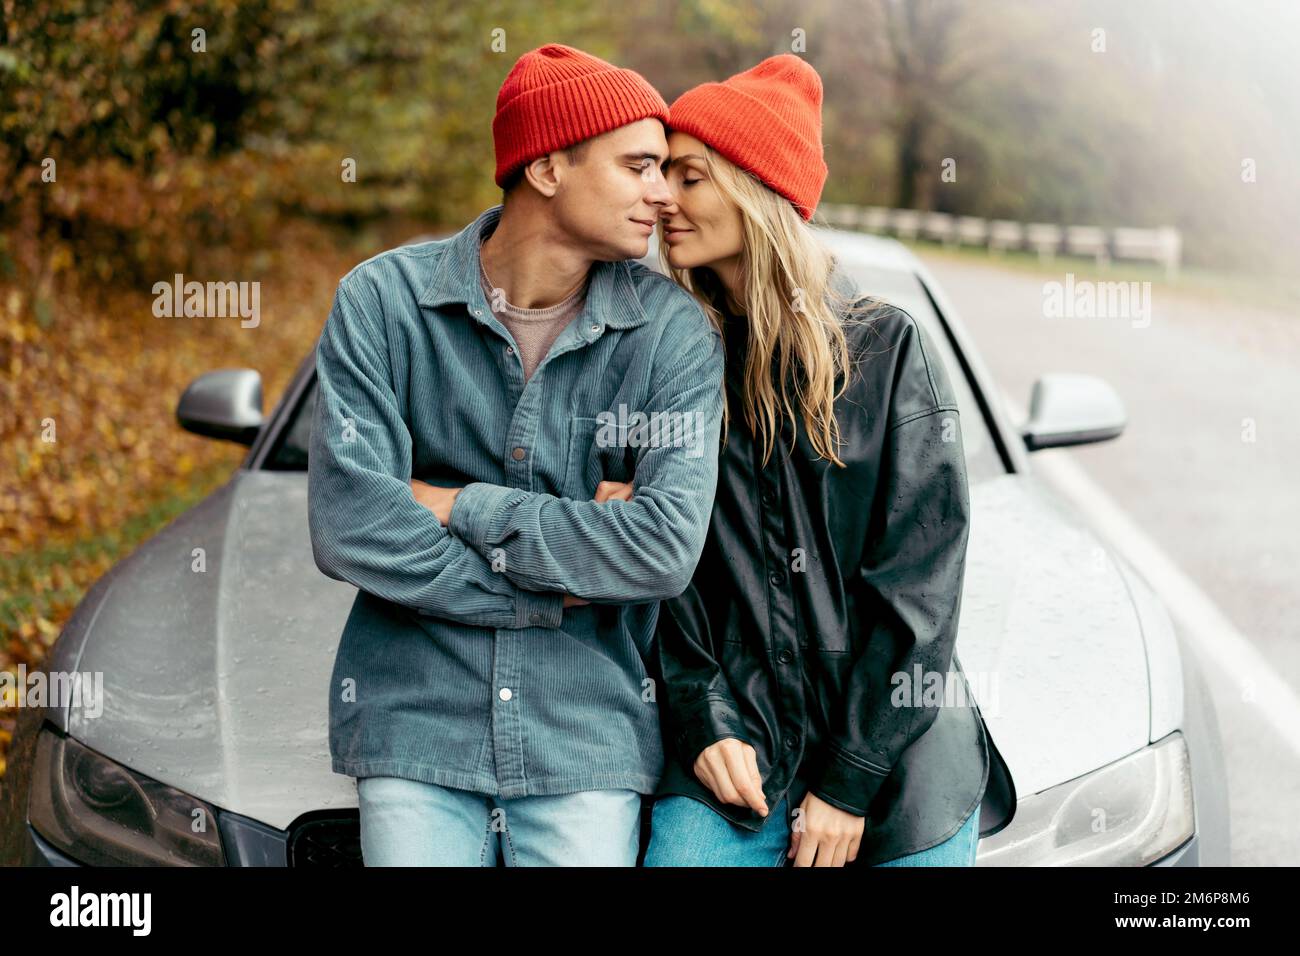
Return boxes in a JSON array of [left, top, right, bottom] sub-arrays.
[[307, 205, 726, 798]]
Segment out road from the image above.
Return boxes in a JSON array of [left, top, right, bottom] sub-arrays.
[[915, 250, 1300, 865]]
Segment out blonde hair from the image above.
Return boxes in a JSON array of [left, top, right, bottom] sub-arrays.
[[661, 145, 888, 468]]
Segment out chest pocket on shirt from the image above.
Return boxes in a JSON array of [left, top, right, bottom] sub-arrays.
[[565, 415, 635, 499]]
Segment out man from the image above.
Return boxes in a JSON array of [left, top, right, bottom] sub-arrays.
[[307, 43, 725, 866]]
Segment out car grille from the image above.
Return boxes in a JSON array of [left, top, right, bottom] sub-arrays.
[[287, 815, 363, 867]]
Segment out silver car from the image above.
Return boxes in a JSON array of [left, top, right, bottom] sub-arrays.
[[0, 228, 1229, 867]]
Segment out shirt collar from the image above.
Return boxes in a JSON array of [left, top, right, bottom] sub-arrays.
[[418, 204, 648, 330]]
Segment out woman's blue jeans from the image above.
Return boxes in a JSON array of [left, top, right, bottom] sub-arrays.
[[643, 782, 981, 867]]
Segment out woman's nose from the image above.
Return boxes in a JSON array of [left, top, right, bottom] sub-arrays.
[[658, 189, 679, 216]]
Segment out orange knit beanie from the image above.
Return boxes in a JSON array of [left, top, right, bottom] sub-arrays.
[[669, 54, 828, 220], [493, 44, 670, 188]]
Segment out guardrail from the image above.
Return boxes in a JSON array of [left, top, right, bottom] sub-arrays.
[[815, 203, 1182, 278]]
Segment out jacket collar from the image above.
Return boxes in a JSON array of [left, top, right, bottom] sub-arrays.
[[417, 204, 648, 330]]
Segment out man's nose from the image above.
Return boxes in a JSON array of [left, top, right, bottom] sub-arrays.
[[643, 166, 674, 206]]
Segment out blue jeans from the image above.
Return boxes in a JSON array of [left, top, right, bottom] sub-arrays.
[[357, 775, 643, 866], [643, 783, 981, 867]]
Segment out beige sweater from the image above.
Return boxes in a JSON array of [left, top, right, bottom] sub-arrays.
[[477, 243, 588, 383]]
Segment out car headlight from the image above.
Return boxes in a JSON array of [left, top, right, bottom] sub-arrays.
[[28, 727, 225, 866], [978, 731, 1194, 865]]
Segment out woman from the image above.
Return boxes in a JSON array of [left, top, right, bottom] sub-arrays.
[[622, 55, 990, 867]]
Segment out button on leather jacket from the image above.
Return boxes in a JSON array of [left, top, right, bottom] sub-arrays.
[[651, 295, 992, 866]]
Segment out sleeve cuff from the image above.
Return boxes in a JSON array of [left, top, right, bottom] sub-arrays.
[[671, 694, 749, 768], [810, 743, 892, 817], [514, 588, 564, 629], [448, 481, 517, 553]]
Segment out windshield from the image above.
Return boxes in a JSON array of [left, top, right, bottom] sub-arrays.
[[835, 261, 1004, 484]]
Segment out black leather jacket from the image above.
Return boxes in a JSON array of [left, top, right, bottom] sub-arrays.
[[650, 295, 991, 866]]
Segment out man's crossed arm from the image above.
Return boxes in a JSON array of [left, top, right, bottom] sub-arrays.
[[306, 275, 724, 629]]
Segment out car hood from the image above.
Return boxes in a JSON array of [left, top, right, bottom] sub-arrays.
[[47, 468, 1162, 831], [48, 470, 360, 831], [957, 471, 1163, 798]]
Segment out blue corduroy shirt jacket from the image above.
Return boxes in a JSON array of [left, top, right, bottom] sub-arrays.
[[307, 205, 725, 797]]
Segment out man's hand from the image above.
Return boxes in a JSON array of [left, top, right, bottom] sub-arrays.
[[409, 478, 460, 527], [787, 790, 866, 867], [693, 738, 769, 817], [594, 480, 633, 503], [560, 481, 631, 608]]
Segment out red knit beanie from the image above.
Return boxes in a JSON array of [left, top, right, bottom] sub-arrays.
[[493, 44, 670, 188], [668, 54, 828, 221]]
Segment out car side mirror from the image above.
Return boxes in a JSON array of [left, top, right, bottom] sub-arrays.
[[1021, 373, 1126, 451], [176, 368, 264, 445]]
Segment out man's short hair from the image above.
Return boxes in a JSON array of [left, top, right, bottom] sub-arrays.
[[502, 141, 591, 199]]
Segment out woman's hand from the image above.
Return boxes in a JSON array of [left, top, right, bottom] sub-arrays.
[[693, 738, 769, 817], [787, 791, 865, 867]]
